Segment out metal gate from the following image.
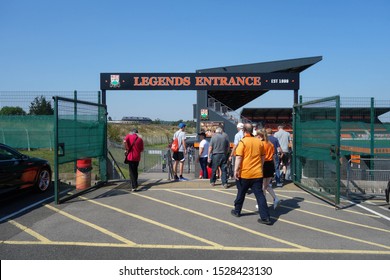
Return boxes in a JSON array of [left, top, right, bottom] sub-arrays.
[[54, 96, 107, 204], [293, 96, 341, 205]]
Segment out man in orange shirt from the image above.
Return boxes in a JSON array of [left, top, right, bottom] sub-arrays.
[[231, 123, 272, 225]]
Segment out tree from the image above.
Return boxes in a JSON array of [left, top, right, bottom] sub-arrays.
[[0, 106, 26, 115], [29, 95, 54, 115]]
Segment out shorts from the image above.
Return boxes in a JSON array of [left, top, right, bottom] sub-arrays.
[[263, 160, 275, 178], [173, 151, 185, 161], [281, 152, 291, 166]]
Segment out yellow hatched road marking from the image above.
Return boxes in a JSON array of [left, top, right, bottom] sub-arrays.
[[208, 187, 381, 218], [44, 204, 136, 245], [133, 192, 308, 250], [176, 190, 390, 250], [8, 219, 51, 242], [277, 193, 381, 218], [78, 195, 223, 248], [216, 190, 390, 234]]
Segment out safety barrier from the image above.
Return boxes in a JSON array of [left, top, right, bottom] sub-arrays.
[[346, 157, 390, 199]]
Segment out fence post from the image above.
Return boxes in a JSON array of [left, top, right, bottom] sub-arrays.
[[335, 95, 341, 205], [53, 97, 59, 205], [25, 128, 30, 151], [370, 97, 375, 173]]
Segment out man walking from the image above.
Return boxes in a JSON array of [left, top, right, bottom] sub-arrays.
[[232, 123, 272, 225], [228, 123, 244, 179], [208, 127, 230, 188], [172, 122, 187, 181], [124, 128, 144, 191], [274, 125, 292, 181]]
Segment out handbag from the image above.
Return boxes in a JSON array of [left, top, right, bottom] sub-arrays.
[[124, 151, 129, 164], [124, 136, 138, 164]]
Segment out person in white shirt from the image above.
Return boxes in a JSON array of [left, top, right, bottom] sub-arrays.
[[198, 132, 209, 179], [172, 122, 187, 180], [229, 123, 244, 179]]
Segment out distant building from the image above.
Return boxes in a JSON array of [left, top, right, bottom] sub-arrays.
[[121, 116, 152, 124]]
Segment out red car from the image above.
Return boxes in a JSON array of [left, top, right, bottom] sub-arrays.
[[0, 143, 52, 195]]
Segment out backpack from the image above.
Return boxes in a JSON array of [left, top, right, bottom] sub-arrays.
[[171, 137, 179, 153]]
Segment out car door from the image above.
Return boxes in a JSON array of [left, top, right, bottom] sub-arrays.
[[0, 146, 25, 194]]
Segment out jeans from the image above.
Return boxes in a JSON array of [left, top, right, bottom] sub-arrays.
[[210, 153, 228, 185], [128, 161, 140, 188], [199, 157, 208, 178], [234, 178, 270, 220], [273, 154, 281, 184]]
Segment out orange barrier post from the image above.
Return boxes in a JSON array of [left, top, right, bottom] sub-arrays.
[[76, 158, 92, 190]]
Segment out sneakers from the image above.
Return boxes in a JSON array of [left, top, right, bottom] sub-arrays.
[[174, 175, 179, 181], [210, 182, 215, 187], [223, 184, 228, 189], [276, 183, 283, 187], [258, 218, 272, 225], [230, 209, 241, 217], [273, 198, 281, 209]]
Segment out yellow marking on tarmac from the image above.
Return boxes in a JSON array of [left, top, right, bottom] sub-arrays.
[[133, 191, 309, 250], [277, 193, 381, 218], [44, 204, 136, 245], [78, 195, 223, 248], [181, 190, 390, 250], [2, 240, 390, 255], [214, 187, 380, 218], [280, 202, 390, 233], [8, 219, 51, 242], [216, 189, 390, 234]]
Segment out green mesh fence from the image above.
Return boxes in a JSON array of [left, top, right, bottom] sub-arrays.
[[54, 96, 107, 204], [0, 115, 54, 149], [0, 91, 101, 150], [293, 96, 341, 205], [295, 96, 390, 205]]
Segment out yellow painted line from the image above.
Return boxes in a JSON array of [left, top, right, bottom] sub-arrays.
[[44, 204, 136, 245], [281, 202, 390, 233], [78, 195, 223, 248], [217, 189, 390, 234], [184, 190, 390, 250], [277, 193, 381, 218], [8, 219, 51, 242], [2, 240, 390, 255], [133, 191, 309, 250]]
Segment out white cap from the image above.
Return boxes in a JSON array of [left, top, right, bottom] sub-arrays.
[[237, 123, 244, 129]]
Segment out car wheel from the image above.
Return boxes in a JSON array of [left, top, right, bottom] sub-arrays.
[[35, 168, 52, 192]]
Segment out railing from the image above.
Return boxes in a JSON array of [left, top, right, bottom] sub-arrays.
[[346, 157, 390, 198], [207, 96, 252, 124]]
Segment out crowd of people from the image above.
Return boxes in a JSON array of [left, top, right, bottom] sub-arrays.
[[123, 121, 292, 226]]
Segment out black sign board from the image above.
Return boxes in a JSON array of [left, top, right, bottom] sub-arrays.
[[100, 73, 299, 91]]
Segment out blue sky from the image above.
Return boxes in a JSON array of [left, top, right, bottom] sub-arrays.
[[1, 0, 389, 121]]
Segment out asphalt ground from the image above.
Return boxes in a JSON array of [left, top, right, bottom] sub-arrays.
[[1, 172, 390, 260]]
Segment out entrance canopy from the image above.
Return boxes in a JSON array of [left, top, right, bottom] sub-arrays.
[[197, 56, 322, 110]]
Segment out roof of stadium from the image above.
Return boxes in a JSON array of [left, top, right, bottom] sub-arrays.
[[196, 56, 323, 110]]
